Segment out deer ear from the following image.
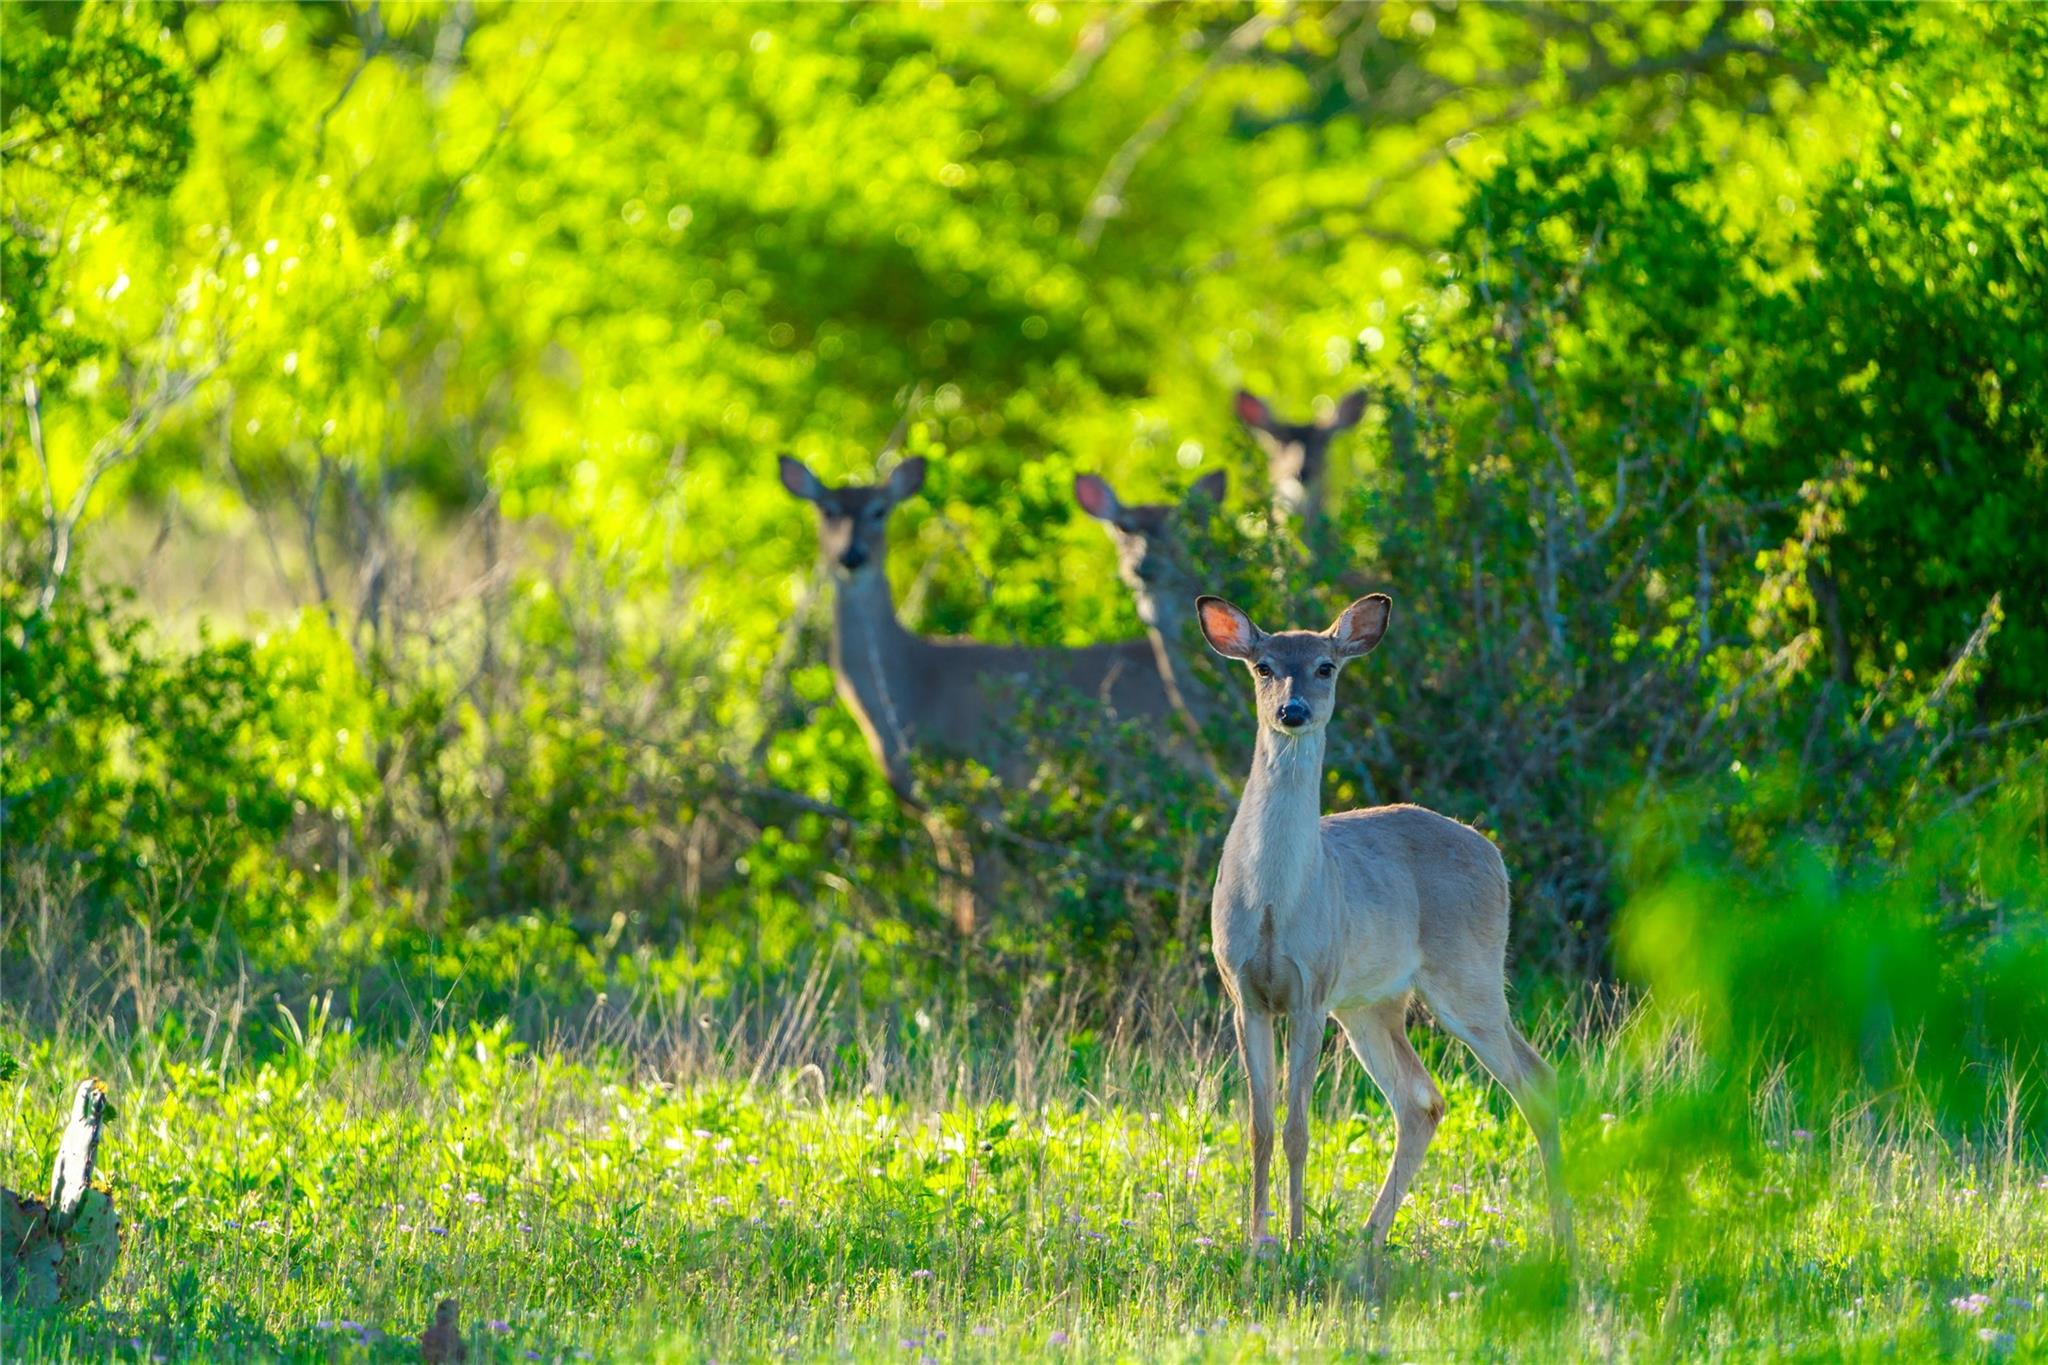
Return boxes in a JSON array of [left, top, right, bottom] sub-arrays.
[[1073, 474, 1122, 523], [1234, 390, 1275, 432], [1187, 469, 1228, 509], [1328, 388, 1369, 431], [1327, 593, 1391, 658], [779, 456, 825, 502], [1197, 595, 1261, 660], [885, 456, 926, 503]]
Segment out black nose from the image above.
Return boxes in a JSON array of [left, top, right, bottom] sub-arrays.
[[1277, 698, 1310, 728], [840, 546, 869, 570]]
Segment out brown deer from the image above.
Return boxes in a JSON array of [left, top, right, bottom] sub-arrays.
[[1196, 591, 1573, 1253], [1234, 389, 1367, 535], [778, 454, 1182, 931]]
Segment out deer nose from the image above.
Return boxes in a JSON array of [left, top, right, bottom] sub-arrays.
[[1277, 697, 1310, 729], [840, 546, 869, 570]]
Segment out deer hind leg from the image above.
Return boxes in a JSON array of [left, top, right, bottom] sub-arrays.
[[1335, 997, 1445, 1248], [1420, 982, 1575, 1252], [1235, 1007, 1278, 1246]]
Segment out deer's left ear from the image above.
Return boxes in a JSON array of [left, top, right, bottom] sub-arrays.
[[885, 456, 927, 503], [1328, 388, 1369, 431], [1327, 593, 1391, 658]]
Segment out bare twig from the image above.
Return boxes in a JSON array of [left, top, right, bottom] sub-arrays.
[[1077, 10, 1285, 251]]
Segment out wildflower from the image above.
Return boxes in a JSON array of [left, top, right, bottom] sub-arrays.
[[1792, 1128, 1814, 1142], [714, 1137, 734, 1154], [525, 1353, 542, 1362], [910, 1268, 933, 1280], [519, 1221, 534, 1233], [971, 1326, 995, 1338], [398, 1223, 415, 1233], [1979, 1329, 2015, 1350], [898, 1339, 918, 1351], [429, 1225, 449, 1237], [1952, 1293, 1993, 1315], [1049, 1330, 1070, 1346], [692, 1128, 712, 1139], [464, 1191, 486, 1205], [1193, 1236, 1215, 1248], [225, 1219, 240, 1229], [1142, 1191, 1163, 1202], [1599, 1112, 1617, 1123], [709, 1195, 733, 1210], [488, 1320, 511, 1334]]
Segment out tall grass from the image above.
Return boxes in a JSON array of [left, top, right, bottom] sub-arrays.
[[3, 933, 2041, 1362]]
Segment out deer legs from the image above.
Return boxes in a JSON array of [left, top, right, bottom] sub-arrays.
[[1236, 1004, 1330, 1249], [1235, 1009, 1277, 1244], [1281, 1006, 1322, 1247], [1337, 999, 1446, 1248]]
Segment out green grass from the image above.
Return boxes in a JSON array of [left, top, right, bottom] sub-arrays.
[[2, 987, 2042, 1362]]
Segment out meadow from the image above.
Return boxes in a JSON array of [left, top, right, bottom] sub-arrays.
[[5, 969, 2044, 1363], [7, 3, 2047, 1360]]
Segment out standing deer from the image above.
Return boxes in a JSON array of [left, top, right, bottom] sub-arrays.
[[1195, 591, 1573, 1252], [778, 454, 1182, 931], [1071, 468, 1227, 749], [1234, 389, 1367, 534]]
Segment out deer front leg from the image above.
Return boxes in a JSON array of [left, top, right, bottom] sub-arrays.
[[1235, 1008, 1277, 1245], [1283, 1007, 1323, 1248]]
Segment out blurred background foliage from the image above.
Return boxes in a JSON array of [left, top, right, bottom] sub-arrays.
[[3, 1, 2044, 1118]]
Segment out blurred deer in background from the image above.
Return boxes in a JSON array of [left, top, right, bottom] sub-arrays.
[[779, 454, 1185, 932], [1072, 468, 1228, 772], [1234, 389, 1367, 537], [1195, 591, 1573, 1254]]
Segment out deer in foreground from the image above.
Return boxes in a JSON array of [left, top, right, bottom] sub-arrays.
[[778, 454, 1183, 931], [1196, 591, 1573, 1252], [1234, 389, 1367, 535], [1072, 468, 1227, 755]]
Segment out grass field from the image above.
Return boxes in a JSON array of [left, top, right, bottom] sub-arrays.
[[3, 980, 2043, 1363]]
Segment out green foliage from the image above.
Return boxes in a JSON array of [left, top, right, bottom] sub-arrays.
[[1, 0, 2043, 1003]]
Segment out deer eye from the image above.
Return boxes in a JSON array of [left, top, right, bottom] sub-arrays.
[[1254, 662, 1273, 678], [1316, 661, 1335, 678]]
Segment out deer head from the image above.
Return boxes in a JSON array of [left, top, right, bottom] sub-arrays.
[[779, 455, 927, 578], [1072, 469, 1227, 629], [1234, 389, 1367, 525]]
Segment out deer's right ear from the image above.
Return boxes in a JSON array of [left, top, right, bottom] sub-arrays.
[[885, 456, 927, 503], [1073, 474, 1122, 523], [1234, 390, 1275, 432], [779, 456, 825, 502], [1197, 595, 1261, 660], [1328, 593, 1392, 658]]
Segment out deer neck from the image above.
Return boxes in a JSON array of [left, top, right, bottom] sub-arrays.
[[1222, 725, 1327, 908], [1135, 565, 1209, 725], [828, 567, 915, 754]]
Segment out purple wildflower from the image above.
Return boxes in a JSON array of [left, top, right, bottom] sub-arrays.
[[1049, 1330, 1070, 1346], [1953, 1293, 1993, 1315], [488, 1319, 511, 1334]]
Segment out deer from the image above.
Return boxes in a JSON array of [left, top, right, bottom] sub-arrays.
[[1234, 389, 1367, 535], [1071, 468, 1228, 757], [1194, 591, 1573, 1254], [778, 454, 1185, 931]]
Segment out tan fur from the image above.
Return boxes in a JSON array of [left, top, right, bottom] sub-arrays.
[[1199, 592, 1574, 1252]]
